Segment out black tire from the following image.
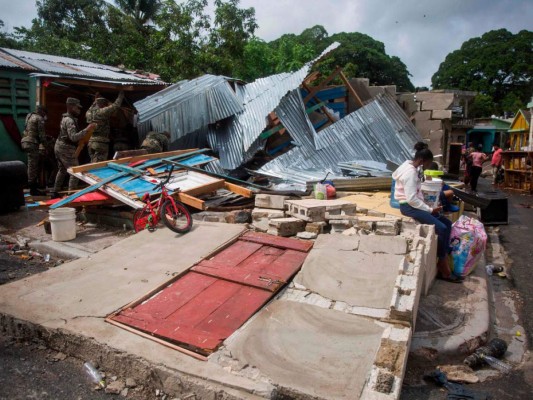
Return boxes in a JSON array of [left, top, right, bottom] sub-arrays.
[[160, 199, 192, 234]]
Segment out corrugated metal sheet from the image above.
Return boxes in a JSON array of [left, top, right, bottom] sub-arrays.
[[134, 74, 244, 143], [0, 49, 37, 70], [1, 48, 162, 84], [208, 42, 340, 170], [256, 92, 422, 188]]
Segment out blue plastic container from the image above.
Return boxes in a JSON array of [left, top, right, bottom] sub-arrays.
[[390, 180, 400, 209]]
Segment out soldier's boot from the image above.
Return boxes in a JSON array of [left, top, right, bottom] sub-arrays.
[[29, 182, 40, 196]]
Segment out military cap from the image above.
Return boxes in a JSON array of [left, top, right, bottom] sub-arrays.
[[66, 97, 82, 107], [95, 97, 109, 105]]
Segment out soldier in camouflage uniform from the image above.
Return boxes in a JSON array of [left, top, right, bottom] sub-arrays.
[[86, 91, 124, 163], [141, 131, 171, 154], [21, 105, 47, 195], [52, 98, 97, 199]]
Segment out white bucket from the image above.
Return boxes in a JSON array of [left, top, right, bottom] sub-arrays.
[[421, 178, 442, 209], [49, 207, 77, 242]]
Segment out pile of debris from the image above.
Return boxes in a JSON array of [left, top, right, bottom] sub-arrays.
[[250, 193, 404, 239], [134, 42, 422, 191]]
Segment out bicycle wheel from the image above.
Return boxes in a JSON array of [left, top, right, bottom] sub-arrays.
[[133, 208, 155, 233], [160, 199, 192, 234]]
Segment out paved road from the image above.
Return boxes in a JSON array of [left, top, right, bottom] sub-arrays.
[[401, 186, 533, 399]]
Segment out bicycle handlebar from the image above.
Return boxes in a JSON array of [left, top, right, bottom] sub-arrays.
[[155, 166, 174, 191]]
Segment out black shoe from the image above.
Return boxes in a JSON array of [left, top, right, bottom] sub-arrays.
[[29, 183, 40, 196]]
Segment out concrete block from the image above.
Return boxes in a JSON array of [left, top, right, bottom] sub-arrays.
[[413, 110, 431, 122], [415, 119, 443, 138], [251, 217, 269, 233], [432, 109, 452, 120], [330, 220, 354, 233], [429, 129, 444, 156], [305, 221, 328, 234], [268, 218, 306, 237], [418, 93, 454, 111], [254, 194, 290, 210], [375, 220, 401, 236], [359, 235, 408, 255], [251, 208, 284, 221], [286, 199, 356, 222]]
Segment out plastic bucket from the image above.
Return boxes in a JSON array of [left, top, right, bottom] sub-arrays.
[[49, 208, 77, 242], [421, 179, 442, 209], [390, 180, 400, 209]]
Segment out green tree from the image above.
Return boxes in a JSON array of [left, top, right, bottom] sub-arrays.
[[204, 0, 258, 76], [469, 94, 494, 118], [432, 29, 533, 114], [114, 0, 162, 26], [0, 19, 19, 48]]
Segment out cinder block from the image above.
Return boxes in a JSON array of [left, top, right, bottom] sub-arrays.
[[286, 199, 357, 222], [268, 217, 306, 237], [251, 208, 285, 221], [330, 220, 353, 233], [306, 221, 328, 234], [254, 194, 290, 210]]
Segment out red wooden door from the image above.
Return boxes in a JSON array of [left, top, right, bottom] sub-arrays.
[[110, 232, 312, 355]]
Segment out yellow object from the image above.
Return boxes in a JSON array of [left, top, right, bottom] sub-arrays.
[[516, 331, 522, 337], [424, 169, 444, 177]]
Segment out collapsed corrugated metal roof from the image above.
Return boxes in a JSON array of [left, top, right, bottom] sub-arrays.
[[133, 42, 339, 170], [256, 91, 421, 188], [134, 74, 244, 142], [208, 42, 340, 169], [0, 48, 163, 85]]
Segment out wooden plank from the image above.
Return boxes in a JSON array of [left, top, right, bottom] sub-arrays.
[[50, 171, 128, 209], [224, 182, 253, 198], [302, 82, 336, 124], [175, 192, 205, 210], [240, 231, 314, 253], [182, 179, 225, 197], [70, 148, 204, 174], [192, 264, 283, 291], [339, 70, 364, 108], [302, 66, 343, 104], [200, 241, 263, 268], [107, 162, 144, 175], [105, 318, 208, 361]]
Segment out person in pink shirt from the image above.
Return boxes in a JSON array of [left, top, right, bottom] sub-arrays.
[[468, 145, 488, 192], [491, 144, 503, 185]]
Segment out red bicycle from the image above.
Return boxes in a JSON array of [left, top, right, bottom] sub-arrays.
[[133, 166, 192, 234]]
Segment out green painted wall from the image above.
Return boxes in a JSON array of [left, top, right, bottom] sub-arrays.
[[0, 70, 36, 162]]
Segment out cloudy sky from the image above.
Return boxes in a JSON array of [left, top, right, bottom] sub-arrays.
[[0, 0, 531, 87]]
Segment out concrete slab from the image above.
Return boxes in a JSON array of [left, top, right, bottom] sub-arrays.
[[219, 301, 387, 400], [432, 109, 452, 120], [0, 222, 276, 398], [416, 92, 454, 110], [359, 235, 408, 255], [295, 247, 404, 309]]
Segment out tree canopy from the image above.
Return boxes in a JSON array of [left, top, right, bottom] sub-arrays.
[[2, 0, 414, 90], [432, 29, 533, 116]]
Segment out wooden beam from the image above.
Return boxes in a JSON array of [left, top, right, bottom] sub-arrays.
[[183, 180, 225, 197], [224, 182, 253, 198], [175, 192, 205, 210], [302, 66, 343, 104], [303, 71, 321, 85], [302, 83, 336, 124], [70, 148, 203, 174], [339, 70, 364, 108]]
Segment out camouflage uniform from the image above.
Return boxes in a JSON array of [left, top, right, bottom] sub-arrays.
[[141, 131, 170, 154], [86, 92, 124, 163], [53, 112, 91, 192], [21, 112, 46, 185]]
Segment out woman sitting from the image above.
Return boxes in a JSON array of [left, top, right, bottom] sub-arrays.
[[392, 142, 461, 283]]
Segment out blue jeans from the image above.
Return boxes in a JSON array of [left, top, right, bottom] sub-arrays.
[[400, 204, 452, 260]]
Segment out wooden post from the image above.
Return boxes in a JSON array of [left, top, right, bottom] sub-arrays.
[[339, 70, 364, 108]]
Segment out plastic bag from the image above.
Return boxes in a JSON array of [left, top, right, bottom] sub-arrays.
[[449, 215, 487, 277]]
